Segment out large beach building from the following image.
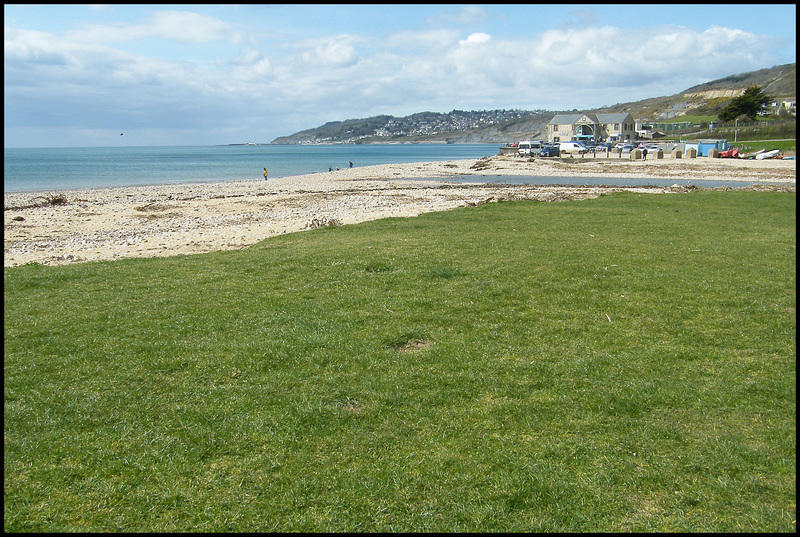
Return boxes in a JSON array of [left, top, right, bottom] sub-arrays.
[[548, 112, 636, 144]]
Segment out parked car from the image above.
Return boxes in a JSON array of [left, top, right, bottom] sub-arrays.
[[538, 144, 560, 157], [620, 144, 636, 153], [517, 140, 545, 157], [559, 141, 590, 155]]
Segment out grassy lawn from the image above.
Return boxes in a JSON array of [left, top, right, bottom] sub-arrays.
[[4, 190, 796, 532], [733, 139, 796, 154]]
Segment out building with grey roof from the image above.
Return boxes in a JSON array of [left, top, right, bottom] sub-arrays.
[[547, 112, 636, 144]]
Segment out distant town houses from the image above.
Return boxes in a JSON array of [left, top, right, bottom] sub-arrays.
[[547, 113, 636, 144], [374, 109, 543, 139], [280, 109, 551, 144]]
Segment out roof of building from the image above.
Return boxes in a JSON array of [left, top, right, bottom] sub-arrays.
[[548, 114, 585, 125], [595, 113, 633, 123], [548, 112, 632, 125]]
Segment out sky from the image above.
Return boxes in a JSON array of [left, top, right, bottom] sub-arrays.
[[4, 4, 796, 148]]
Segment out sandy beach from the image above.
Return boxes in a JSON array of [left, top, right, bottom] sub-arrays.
[[4, 154, 795, 267]]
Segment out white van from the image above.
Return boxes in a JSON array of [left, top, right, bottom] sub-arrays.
[[518, 140, 544, 157], [559, 141, 589, 155]]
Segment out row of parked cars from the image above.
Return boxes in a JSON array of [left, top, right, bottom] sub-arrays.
[[517, 139, 663, 157], [615, 142, 662, 154], [518, 140, 600, 157]]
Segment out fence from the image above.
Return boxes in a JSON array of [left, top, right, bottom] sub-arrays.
[[649, 118, 795, 140]]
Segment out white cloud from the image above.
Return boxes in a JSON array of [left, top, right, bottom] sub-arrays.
[[298, 35, 360, 68], [460, 32, 491, 46], [68, 10, 242, 44], [229, 48, 272, 82], [3, 5, 791, 147], [4, 27, 68, 67]]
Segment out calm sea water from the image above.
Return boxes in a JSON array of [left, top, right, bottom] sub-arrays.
[[4, 143, 773, 193], [3, 144, 499, 193]]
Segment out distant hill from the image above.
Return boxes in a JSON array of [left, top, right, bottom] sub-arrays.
[[683, 62, 795, 96], [270, 63, 795, 144], [595, 62, 796, 120]]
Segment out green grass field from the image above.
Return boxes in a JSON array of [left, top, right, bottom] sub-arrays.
[[4, 190, 796, 532], [733, 139, 796, 154]]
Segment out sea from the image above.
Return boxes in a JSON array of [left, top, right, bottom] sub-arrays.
[[3, 143, 772, 194], [4, 144, 501, 193]]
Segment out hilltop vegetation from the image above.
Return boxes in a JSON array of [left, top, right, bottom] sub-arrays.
[[270, 109, 554, 145], [601, 63, 796, 121], [683, 62, 796, 99], [270, 63, 795, 145]]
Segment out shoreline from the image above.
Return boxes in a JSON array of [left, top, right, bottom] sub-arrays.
[[4, 154, 796, 267]]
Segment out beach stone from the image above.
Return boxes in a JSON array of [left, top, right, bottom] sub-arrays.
[[307, 216, 343, 229], [4, 155, 795, 268]]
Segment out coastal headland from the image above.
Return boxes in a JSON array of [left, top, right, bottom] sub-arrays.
[[4, 154, 795, 267]]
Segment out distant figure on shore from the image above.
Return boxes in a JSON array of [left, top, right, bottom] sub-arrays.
[[329, 166, 333, 172], [642, 147, 648, 160], [263, 168, 268, 180], [349, 161, 353, 168]]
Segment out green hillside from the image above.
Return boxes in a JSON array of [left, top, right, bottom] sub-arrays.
[[271, 63, 795, 144]]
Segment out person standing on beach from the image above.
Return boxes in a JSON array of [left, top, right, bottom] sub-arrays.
[[263, 168, 268, 180], [642, 147, 648, 160], [349, 161, 353, 168]]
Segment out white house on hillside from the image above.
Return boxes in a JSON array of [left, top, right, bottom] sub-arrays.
[[547, 112, 636, 144], [767, 96, 796, 116]]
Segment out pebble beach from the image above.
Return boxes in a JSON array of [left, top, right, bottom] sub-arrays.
[[4, 154, 796, 267]]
